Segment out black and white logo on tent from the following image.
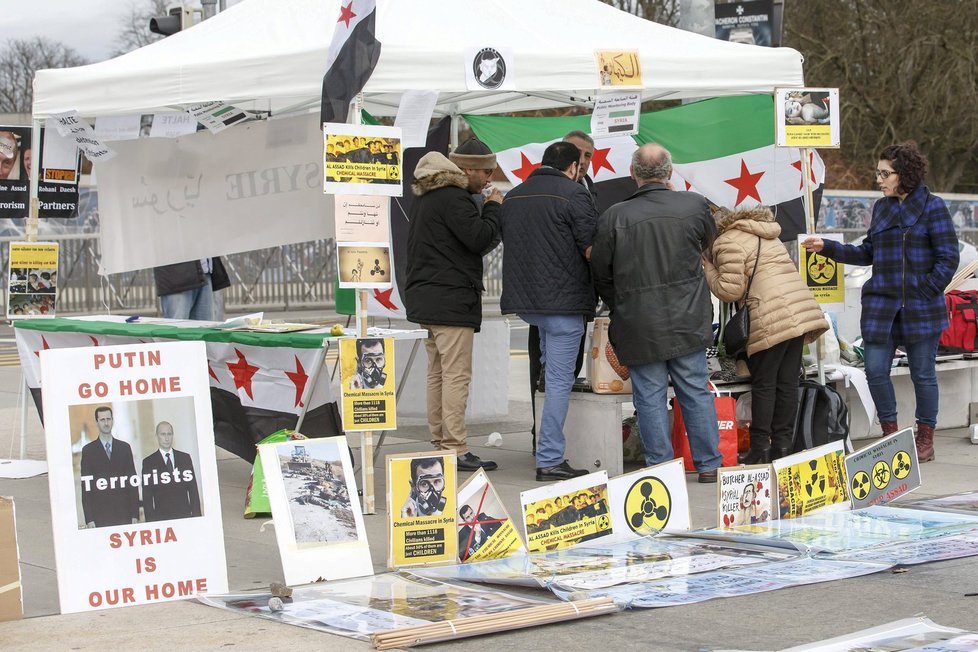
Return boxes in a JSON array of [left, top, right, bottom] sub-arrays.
[[472, 48, 506, 89]]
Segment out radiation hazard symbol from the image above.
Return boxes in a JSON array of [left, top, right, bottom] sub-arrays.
[[851, 470, 871, 500], [624, 477, 671, 536], [892, 451, 912, 479], [872, 460, 891, 490], [807, 252, 837, 284], [804, 459, 826, 498]]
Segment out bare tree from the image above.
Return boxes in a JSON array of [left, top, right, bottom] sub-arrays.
[[785, 0, 978, 193], [114, 0, 170, 56], [0, 38, 87, 113], [601, 0, 679, 26]]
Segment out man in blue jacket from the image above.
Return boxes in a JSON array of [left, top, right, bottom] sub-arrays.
[[500, 141, 598, 481]]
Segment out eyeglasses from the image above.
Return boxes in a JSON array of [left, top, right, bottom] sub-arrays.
[[875, 169, 897, 179]]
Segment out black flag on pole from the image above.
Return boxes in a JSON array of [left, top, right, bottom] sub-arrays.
[[320, 0, 382, 126]]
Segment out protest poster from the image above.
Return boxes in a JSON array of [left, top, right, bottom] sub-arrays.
[[337, 243, 392, 289], [718, 464, 777, 528], [714, 0, 774, 46], [799, 232, 844, 308], [49, 111, 116, 162], [595, 50, 642, 88], [387, 452, 457, 568], [464, 46, 516, 91], [339, 337, 395, 431], [775, 87, 841, 148], [773, 441, 849, 519], [456, 469, 524, 563], [844, 427, 919, 509], [606, 459, 690, 541], [186, 102, 254, 134], [590, 93, 641, 138], [323, 123, 403, 197], [7, 241, 58, 319], [0, 125, 80, 219], [258, 437, 372, 585], [334, 195, 390, 244], [520, 472, 612, 552], [40, 341, 227, 613]]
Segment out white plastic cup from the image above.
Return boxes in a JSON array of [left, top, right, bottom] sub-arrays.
[[486, 431, 502, 447]]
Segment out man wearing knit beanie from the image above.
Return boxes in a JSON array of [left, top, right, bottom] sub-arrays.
[[449, 137, 498, 197]]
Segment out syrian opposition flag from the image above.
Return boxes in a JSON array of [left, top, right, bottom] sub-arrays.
[[467, 95, 824, 240], [320, 0, 382, 125]]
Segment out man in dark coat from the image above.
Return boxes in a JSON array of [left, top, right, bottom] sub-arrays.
[[501, 141, 597, 481], [591, 143, 723, 483], [153, 257, 231, 320], [405, 143, 501, 472], [80, 406, 140, 528], [141, 421, 202, 522]]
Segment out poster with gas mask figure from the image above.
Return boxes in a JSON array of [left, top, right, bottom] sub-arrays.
[[339, 337, 396, 432], [386, 452, 457, 568]]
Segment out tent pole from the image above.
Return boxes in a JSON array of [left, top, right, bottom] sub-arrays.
[[27, 118, 42, 243], [450, 108, 460, 151]]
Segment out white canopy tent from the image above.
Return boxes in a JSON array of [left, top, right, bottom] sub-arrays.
[[32, 0, 804, 121]]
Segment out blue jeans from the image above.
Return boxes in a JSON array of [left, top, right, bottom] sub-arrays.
[[160, 275, 214, 320], [863, 333, 940, 427], [630, 349, 722, 471], [519, 314, 585, 468]]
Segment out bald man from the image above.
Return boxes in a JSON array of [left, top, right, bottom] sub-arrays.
[[590, 143, 722, 483], [141, 421, 201, 521]]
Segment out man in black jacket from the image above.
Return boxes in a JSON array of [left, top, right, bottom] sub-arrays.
[[405, 149, 501, 472], [153, 257, 231, 320], [500, 141, 597, 481], [591, 144, 722, 483]]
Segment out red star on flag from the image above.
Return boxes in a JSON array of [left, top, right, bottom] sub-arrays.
[[589, 147, 615, 176], [88, 336, 99, 346], [207, 361, 219, 382], [791, 151, 818, 189], [723, 160, 765, 206], [285, 356, 308, 408], [33, 336, 50, 357], [373, 288, 399, 311], [227, 348, 259, 400], [337, 1, 357, 28], [511, 152, 541, 182], [684, 180, 693, 191]]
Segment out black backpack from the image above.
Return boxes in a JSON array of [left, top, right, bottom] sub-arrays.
[[792, 379, 852, 453]]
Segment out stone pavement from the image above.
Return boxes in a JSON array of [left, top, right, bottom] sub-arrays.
[[2, 315, 978, 651]]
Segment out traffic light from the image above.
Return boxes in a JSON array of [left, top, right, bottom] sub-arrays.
[[149, 5, 197, 37]]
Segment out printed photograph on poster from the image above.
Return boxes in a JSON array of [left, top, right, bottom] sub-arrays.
[[339, 337, 396, 432], [606, 459, 690, 542], [457, 469, 525, 563], [845, 427, 920, 509], [717, 465, 777, 528], [334, 195, 390, 244], [258, 437, 372, 585], [520, 472, 612, 552], [40, 341, 227, 613], [7, 241, 59, 319], [323, 123, 403, 197], [595, 50, 642, 88], [714, 0, 773, 46], [337, 243, 392, 289], [775, 87, 841, 148], [798, 232, 845, 308], [773, 441, 849, 519], [386, 452, 458, 568], [0, 125, 80, 219]]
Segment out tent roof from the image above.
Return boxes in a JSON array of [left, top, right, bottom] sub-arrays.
[[32, 0, 805, 119]]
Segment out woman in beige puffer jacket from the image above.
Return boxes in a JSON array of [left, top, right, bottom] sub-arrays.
[[703, 206, 827, 464]]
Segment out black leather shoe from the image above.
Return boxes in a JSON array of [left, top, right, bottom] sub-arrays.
[[457, 452, 497, 471], [536, 460, 588, 481], [738, 448, 771, 465], [770, 447, 792, 461], [698, 469, 718, 483]]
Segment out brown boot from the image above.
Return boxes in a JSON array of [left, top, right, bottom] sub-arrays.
[[914, 423, 935, 462], [880, 420, 899, 436]]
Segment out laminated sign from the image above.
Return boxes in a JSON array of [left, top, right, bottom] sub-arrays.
[[387, 452, 458, 568], [844, 428, 920, 509], [339, 337, 396, 431]]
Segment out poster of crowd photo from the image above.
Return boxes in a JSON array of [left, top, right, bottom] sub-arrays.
[[7, 241, 58, 319], [323, 123, 403, 197], [521, 472, 612, 552], [40, 341, 227, 613]]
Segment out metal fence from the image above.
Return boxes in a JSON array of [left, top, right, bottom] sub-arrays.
[[6, 228, 978, 315]]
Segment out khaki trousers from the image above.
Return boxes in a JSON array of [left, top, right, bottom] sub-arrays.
[[422, 324, 474, 455]]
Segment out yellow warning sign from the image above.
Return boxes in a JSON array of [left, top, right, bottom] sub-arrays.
[[623, 477, 671, 535]]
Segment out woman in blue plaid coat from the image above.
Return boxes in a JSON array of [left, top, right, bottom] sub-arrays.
[[803, 142, 959, 463]]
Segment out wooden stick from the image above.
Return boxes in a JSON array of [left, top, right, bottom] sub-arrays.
[[946, 259, 978, 292]]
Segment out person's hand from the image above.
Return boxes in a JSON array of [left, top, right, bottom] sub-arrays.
[[585, 245, 593, 261], [131, 517, 139, 524], [401, 496, 418, 518], [485, 186, 503, 204], [801, 236, 824, 253]]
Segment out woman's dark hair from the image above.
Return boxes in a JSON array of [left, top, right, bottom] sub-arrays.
[[879, 141, 927, 195]]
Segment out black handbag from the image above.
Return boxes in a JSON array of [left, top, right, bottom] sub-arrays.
[[721, 236, 761, 356]]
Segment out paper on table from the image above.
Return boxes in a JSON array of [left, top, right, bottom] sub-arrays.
[[394, 90, 439, 148], [0, 459, 47, 479]]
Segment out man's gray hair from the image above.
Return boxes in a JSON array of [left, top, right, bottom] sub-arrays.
[[563, 130, 594, 146], [632, 146, 672, 182]]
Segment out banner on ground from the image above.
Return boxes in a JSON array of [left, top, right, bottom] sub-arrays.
[[339, 337, 395, 431], [844, 428, 920, 509], [607, 459, 690, 541], [718, 464, 777, 528], [457, 469, 525, 563], [387, 452, 457, 568], [7, 242, 58, 319], [521, 472, 613, 552], [773, 441, 849, 519], [40, 341, 227, 613]]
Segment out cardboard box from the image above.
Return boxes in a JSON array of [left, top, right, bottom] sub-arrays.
[[0, 496, 22, 621], [590, 317, 632, 394]]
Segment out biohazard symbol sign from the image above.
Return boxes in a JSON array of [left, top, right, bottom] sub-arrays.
[[597, 514, 611, 530], [807, 251, 837, 284], [624, 477, 671, 535], [892, 451, 912, 479], [851, 470, 871, 500], [872, 460, 891, 490], [804, 459, 826, 497]]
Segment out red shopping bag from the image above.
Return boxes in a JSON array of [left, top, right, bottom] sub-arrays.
[[672, 386, 739, 470]]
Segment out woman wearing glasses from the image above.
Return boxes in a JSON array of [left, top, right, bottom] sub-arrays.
[[802, 142, 958, 462]]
